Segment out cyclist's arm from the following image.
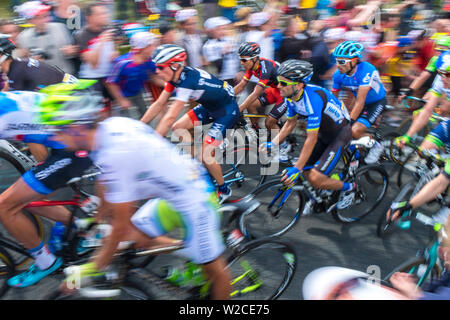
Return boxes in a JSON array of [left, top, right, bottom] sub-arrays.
[[350, 85, 371, 121], [405, 94, 440, 138], [27, 143, 48, 163], [155, 99, 186, 137], [408, 70, 432, 93], [233, 78, 248, 96], [293, 128, 318, 171], [272, 116, 297, 145], [239, 84, 264, 112], [408, 172, 450, 209], [140, 89, 172, 124]]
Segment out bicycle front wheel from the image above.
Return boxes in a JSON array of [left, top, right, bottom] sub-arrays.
[[332, 164, 389, 223], [0, 247, 15, 298], [0, 151, 26, 194], [239, 179, 305, 239], [226, 238, 297, 300]]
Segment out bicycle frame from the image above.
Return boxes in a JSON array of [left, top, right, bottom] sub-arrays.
[[0, 139, 36, 171]]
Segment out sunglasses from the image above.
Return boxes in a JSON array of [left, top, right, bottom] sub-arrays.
[[438, 70, 450, 78], [277, 77, 298, 87], [156, 65, 169, 70], [336, 59, 352, 65], [239, 57, 253, 62]]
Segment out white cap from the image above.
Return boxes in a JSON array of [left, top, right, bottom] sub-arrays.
[[15, 1, 51, 19], [204, 16, 232, 30], [345, 30, 363, 42], [248, 12, 271, 27], [175, 9, 198, 22], [324, 28, 346, 42], [130, 32, 155, 50]]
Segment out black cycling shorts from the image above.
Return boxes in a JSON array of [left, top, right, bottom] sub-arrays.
[[356, 98, 386, 128], [22, 149, 93, 195]]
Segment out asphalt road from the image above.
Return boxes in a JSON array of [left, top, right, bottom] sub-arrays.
[[0, 120, 435, 301]]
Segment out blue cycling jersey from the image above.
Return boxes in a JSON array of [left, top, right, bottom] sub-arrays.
[[164, 66, 235, 115], [286, 84, 350, 143], [427, 119, 450, 149], [0, 91, 65, 149], [332, 61, 386, 104]]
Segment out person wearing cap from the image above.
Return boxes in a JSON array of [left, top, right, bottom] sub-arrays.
[[15, 0, 76, 74], [245, 12, 275, 61], [175, 9, 205, 69], [106, 32, 164, 120], [159, 21, 177, 45], [202, 17, 239, 86]]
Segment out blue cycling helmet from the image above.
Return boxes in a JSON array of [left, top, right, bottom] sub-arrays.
[[436, 50, 450, 72], [333, 41, 364, 59]]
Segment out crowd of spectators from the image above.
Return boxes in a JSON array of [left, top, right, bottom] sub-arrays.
[[1, 0, 449, 119]]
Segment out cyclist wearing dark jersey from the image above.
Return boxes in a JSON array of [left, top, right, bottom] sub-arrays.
[[0, 35, 77, 92], [234, 42, 291, 162], [261, 60, 355, 212], [331, 40, 387, 164], [140, 44, 239, 203]]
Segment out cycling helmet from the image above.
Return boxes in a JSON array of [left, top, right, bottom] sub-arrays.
[[238, 42, 260, 58], [0, 34, 16, 58], [436, 50, 450, 72], [152, 44, 187, 66], [277, 59, 314, 83], [436, 35, 450, 50], [333, 41, 364, 59], [38, 80, 104, 126]]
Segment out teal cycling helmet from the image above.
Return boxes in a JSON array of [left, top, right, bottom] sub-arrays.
[[333, 41, 364, 59], [436, 50, 450, 72]]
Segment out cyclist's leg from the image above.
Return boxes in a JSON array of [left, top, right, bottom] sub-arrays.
[[420, 119, 449, 151], [264, 88, 286, 131], [26, 143, 48, 163], [352, 99, 385, 139]]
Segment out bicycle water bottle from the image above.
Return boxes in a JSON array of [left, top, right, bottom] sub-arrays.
[[48, 222, 66, 254]]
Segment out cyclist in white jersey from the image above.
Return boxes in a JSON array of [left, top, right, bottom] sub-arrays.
[[38, 88, 232, 299]]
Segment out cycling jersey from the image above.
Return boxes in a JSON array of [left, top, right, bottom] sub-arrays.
[[6, 58, 76, 92], [429, 75, 450, 102], [426, 118, 450, 149], [243, 58, 280, 89], [92, 117, 225, 264], [425, 55, 439, 73], [164, 66, 236, 113], [0, 91, 65, 149], [331, 61, 386, 104]]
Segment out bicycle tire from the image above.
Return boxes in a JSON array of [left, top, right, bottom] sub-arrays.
[[226, 238, 297, 300], [396, 150, 435, 188], [0, 151, 26, 194], [332, 164, 389, 223], [0, 247, 14, 298], [238, 178, 305, 239], [383, 256, 441, 288]]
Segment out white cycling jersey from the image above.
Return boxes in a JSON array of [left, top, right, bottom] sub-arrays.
[[429, 75, 450, 101], [92, 117, 224, 264]]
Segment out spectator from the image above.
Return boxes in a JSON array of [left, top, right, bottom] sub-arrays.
[[106, 31, 163, 120], [50, 0, 84, 32], [218, 0, 236, 22], [73, 2, 118, 97], [175, 9, 205, 68], [15, 1, 76, 74], [0, 20, 22, 58], [278, 16, 312, 62], [321, 27, 345, 89], [245, 12, 275, 60], [159, 20, 177, 44], [298, 0, 318, 23], [202, 17, 239, 85], [308, 21, 330, 86], [233, 7, 252, 45], [203, 0, 218, 22]]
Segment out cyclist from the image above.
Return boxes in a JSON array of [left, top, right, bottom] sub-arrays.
[[233, 42, 292, 162], [0, 34, 77, 92], [140, 44, 239, 203], [38, 90, 232, 300], [396, 49, 450, 149], [0, 82, 97, 288], [260, 59, 354, 213], [331, 40, 387, 164]]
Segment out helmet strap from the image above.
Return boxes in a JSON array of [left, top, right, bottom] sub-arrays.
[[169, 62, 183, 82], [345, 59, 358, 76], [251, 57, 259, 71]]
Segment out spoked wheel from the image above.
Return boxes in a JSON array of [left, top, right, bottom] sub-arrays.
[[332, 164, 389, 223], [226, 238, 297, 300], [0, 247, 15, 298], [238, 179, 306, 239]]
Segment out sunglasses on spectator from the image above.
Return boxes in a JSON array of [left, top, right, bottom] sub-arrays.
[[336, 59, 352, 65], [277, 77, 298, 87], [239, 57, 253, 62], [438, 70, 450, 78]]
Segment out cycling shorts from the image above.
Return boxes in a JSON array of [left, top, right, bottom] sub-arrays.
[[187, 101, 239, 146], [356, 98, 386, 129], [130, 193, 225, 264], [444, 159, 450, 180], [425, 119, 450, 149], [303, 122, 352, 175], [22, 149, 93, 195], [267, 100, 288, 120], [258, 87, 284, 107]]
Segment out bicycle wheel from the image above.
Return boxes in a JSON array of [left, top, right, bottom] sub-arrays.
[[0, 247, 14, 298], [376, 184, 414, 238], [0, 151, 26, 194], [238, 179, 305, 239], [226, 238, 297, 300], [384, 256, 441, 288], [332, 164, 389, 223], [385, 131, 416, 166], [396, 151, 435, 188]]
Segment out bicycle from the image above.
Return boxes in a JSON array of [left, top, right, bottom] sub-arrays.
[[45, 201, 298, 300], [236, 136, 389, 239], [383, 211, 447, 288]]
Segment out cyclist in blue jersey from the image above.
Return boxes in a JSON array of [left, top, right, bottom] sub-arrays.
[[331, 41, 387, 164], [140, 44, 239, 203], [260, 60, 355, 212], [0, 82, 98, 288]]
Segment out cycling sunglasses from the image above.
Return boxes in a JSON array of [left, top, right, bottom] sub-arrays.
[[239, 57, 253, 62], [156, 65, 169, 70], [437, 70, 450, 78], [336, 58, 352, 65], [277, 77, 298, 87]]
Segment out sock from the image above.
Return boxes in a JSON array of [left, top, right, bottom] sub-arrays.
[[218, 184, 229, 193], [28, 241, 57, 270], [280, 141, 288, 149], [341, 182, 355, 191]]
